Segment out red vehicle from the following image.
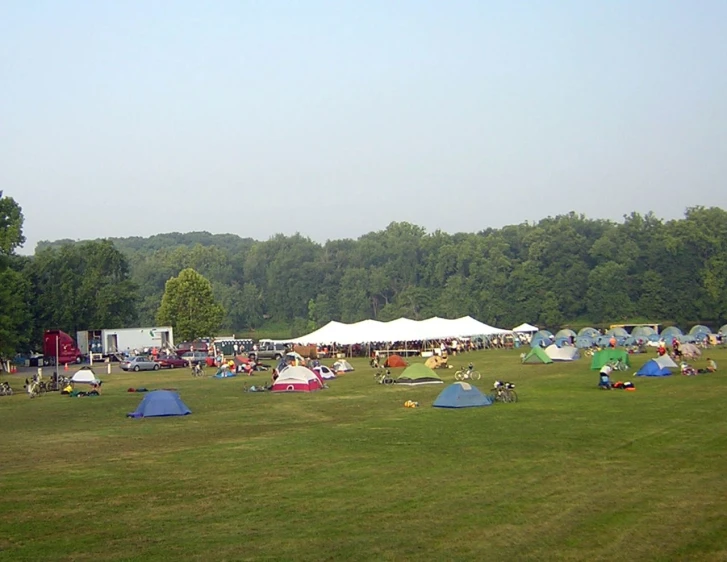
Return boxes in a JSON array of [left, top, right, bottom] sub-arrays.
[[43, 330, 83, 366], [155, 355, 188, 369]]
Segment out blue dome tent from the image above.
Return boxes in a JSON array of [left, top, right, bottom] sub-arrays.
[[632, 326, 657, 338], [606, 327, 629, 338], [555, 328, 577, 340], [433, 382, 492, 408], [578, 327, 600, 339], [689, 325, 711, 336], [127, 390, 192, 418], [660, 326, 683, 339], [636, 360, 672, 377], [575, 336, 594, 349]]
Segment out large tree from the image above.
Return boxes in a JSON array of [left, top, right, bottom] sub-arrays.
[[0, 193, 32, 359], [156, 268, 224, 341]]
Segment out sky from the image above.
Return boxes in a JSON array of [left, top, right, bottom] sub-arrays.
[[1, 0, 726, 254]]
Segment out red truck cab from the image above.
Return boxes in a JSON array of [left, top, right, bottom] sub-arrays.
[[43, 330, 83, 365]]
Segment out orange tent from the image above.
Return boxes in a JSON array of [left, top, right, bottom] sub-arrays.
[[385, 354, 408, 368]]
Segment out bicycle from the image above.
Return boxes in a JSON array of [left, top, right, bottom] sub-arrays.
[[373, 368, 394, 385], [454, 364, 481, 382], [191, 363, 205, 377], [24, 377, 46, 399], [492, 380, 518, 403], [607, 360, 628, 372], [0, 381, 13, 396]]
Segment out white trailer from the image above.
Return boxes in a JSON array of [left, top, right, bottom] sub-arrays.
[[77, 327, 174, 360]]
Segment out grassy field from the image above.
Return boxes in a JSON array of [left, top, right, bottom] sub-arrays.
[[1, 348, 726, 562]]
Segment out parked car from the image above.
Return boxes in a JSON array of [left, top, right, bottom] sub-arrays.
[[249, 342, 288, 361], [156, 355, 188, 369], [120, 356, 160, 372], [180, 351, 210, 366]]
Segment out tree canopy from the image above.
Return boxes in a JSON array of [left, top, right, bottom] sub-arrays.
[[156, 268, 224, 341], [2, 204, 725, 355]]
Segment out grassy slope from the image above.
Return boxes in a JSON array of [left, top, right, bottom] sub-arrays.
[[1, 349, 726, 562]]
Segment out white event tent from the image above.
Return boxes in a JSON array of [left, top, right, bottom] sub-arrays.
[[279, 316, 511, 345], [512, 323, 539, 333]]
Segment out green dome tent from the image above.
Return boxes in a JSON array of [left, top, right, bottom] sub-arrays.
[[522, 347, 553, 364], [395, 363, 443, 385], [590, 349, 630, 370]]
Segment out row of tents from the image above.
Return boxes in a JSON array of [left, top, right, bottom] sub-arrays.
[[277, 317, 727, 348], [529, 324, 726, 349]]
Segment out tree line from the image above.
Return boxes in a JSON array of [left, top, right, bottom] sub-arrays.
[[2, 191, 727, 357]]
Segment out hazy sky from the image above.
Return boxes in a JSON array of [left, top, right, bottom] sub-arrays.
[[2, 1, 726, 254]]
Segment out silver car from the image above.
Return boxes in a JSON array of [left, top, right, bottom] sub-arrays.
[[120, 356, 160, 372]]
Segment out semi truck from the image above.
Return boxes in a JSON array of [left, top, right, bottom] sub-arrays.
[[76, 327, 174, 360], [43, 330, 83, 366]]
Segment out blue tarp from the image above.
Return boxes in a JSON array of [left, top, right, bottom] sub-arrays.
[[433, 382, 493, 408], [127, 390, 192, 418], [636, 360, 672, 377]]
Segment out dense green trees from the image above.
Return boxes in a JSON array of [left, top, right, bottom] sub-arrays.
[[49, 208, 721, 335], [28, 240, 139, 337], [156, 268, 224, 341], [0, 194, 33, 359], [5, 205, 726, 355]]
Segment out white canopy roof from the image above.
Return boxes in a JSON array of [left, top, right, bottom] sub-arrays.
[[278, 316, 511, 345], [512, 323, 539, 333]]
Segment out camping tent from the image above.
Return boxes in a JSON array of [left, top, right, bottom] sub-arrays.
[[385, 355, 408, 368], [424, 355, 449, 369], [395, 363, 443, 385], [631, 326, 657, 338], [575, 336, 594, 349], [680, 343, 701, 359], [433, 382, 492, 408], [544, 344, 580, 361], [522, 347, 553, 364], [606, 327, 629, 338], [689, 324, 711, 336], [530, 334, 553, 348], [512, 323, 538, 334], [590, 349, 630, 370], [332, 360, 353, 373], [71, 368, 99, 384], [719, 324, 727, 335], [636, 359, 672, 377], [555, 329, 577, 340], [578, 327, 600, 338], [660, 326, 683, 339], [272, 366, 323, 392], [127, 390, 191, 418], [654, 355, 678, 369], [312, 365, 336, 380]]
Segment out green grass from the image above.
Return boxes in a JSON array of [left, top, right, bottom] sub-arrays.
[[1, 349, 726, 561]]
